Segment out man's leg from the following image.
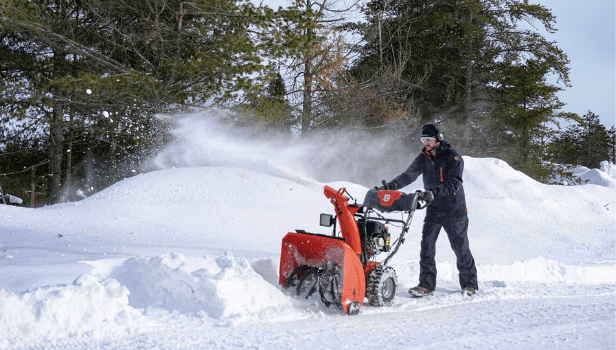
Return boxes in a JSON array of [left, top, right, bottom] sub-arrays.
[[443, 214, 478, 290], [418, 220, 442, 291]]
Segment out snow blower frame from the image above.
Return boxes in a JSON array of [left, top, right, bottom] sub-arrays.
[[279, 184, 430, 315]]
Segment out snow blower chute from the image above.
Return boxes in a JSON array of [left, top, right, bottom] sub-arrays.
[[279, 184, 430, 315]]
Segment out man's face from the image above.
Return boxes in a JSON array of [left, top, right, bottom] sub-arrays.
[[422, 137, 439, 151]]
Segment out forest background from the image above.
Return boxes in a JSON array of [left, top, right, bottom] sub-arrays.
[[1, 0, 614, 207]]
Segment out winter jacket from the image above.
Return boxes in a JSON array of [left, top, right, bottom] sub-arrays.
[[388, 140, 467, 218]]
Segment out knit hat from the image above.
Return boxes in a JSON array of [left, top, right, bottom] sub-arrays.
[[421, 124, 439, 139]]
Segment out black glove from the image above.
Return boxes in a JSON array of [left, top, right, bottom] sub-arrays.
[[374, 185, 385, 191], [424, 190, 435, 203], [381, 180, 398, 190]]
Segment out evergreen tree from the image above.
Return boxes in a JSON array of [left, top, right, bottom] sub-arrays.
[[548, 112, 612, 172], [608, 126, 616, 164], [550, 122, 583, 166], [0, 0, 269, 204], [490, 59, 565, 175], [578, 111, 609, 169], [350, 0, 569, 126], [237, 71, 295, 133], [269, 0, 351, 136]]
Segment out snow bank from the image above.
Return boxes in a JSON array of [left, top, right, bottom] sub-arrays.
[[476, 256, 616, 284], [394, 256, 616, 291], [0, 275, 143, 349], [103, 252, 293, 321], [0, 251, 299, 349], [569, 161, 616, 187], [600, 161, 616, 179]]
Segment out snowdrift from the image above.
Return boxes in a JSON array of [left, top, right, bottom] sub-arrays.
[[0, 153, 614, 348], [91, 252, 293, 319], [568, 161, 616, 188], [0, 275, 144, 349]]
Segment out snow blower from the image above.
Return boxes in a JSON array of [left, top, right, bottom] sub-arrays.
[[279, 183, 430, 315]]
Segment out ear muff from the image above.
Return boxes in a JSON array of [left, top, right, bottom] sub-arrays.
[[425, 123, 444, 141]]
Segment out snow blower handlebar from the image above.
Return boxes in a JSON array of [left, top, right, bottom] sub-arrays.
[[381, 190, 427, 265], [414, 190, 432, 210], [361, 189, 431, 266]]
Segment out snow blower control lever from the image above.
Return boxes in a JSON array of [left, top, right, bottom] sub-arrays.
[[279, 185, 430, 315]]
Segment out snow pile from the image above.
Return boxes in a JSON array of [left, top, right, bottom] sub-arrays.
[[0, 275, 143, 349], [600, 160, 616, 179], [102, 252, 293, 321], [569, 162, 616, 188]]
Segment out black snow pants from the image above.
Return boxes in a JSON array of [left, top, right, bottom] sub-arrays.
[[418, 213, 478, 291]]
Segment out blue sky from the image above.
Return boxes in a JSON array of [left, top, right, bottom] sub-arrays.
[[537, 0, 615, 128]]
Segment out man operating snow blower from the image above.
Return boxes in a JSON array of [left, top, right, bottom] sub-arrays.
[[378, 123, 478, 297]]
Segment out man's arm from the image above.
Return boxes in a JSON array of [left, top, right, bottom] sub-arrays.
[[388, 154, 424, 190]]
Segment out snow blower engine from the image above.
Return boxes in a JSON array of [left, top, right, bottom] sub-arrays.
[[279, 183, 431, 315]]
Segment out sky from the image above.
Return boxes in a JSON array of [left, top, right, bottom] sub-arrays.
[[536, 0, 615, 127]]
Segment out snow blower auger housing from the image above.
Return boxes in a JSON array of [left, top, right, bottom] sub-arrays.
[[279, 184, 430, 315]]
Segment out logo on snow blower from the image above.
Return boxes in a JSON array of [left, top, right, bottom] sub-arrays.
[[383, 194, 391, 202]]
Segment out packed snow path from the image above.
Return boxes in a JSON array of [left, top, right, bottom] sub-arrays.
[[10, 282, 614, 350]]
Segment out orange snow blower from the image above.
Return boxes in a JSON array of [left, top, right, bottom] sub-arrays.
[[279, 183, 430, 315]]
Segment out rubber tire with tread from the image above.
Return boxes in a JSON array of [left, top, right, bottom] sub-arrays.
[[366, 265, 398, 307]]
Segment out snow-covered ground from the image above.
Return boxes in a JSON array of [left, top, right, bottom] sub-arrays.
[[1, 113, 615, 349]]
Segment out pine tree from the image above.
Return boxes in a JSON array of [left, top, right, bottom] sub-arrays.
[[608, 126, 616, 164], [0, 0, 269, 204], [350, 0, 570, 126], [578, 111, 609, 169], [269, 0, 351, 136]]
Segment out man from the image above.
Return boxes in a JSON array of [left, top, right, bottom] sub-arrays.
[[381, 123, 478, 297]]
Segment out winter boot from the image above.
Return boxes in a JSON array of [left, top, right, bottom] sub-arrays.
[[462, 286, 476, 296], [408, 286, 433, 298]]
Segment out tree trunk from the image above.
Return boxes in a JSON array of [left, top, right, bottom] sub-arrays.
[[31, 166, 36, 208], [64, 110, 73, 201], [302, 22, 314, 137], [47, 104, 64, 205], [302, 60, 313, 136]]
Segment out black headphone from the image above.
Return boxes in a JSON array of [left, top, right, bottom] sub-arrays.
[[424, 122, 444, 142]]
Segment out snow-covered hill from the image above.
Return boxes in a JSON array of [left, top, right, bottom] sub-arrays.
[[1, 114, 614, 350]]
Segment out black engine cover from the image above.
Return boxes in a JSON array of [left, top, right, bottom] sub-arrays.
[[358, 220, 385, 236]]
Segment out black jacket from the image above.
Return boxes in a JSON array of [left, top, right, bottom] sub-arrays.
[[388, 140, 467, 218]]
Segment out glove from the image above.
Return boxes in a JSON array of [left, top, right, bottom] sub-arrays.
[[424, 191, 435, 203], [376, 181, 398, 191], [381, 180, 398, 190]]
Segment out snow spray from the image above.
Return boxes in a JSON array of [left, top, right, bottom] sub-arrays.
[[150, 109, 417, 188]]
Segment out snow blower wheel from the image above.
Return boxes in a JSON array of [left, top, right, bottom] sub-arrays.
[[367, 265, 398, 307]]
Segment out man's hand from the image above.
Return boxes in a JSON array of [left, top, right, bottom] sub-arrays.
[[424, 191, 435, 203], [375, 181, 398, 191]]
